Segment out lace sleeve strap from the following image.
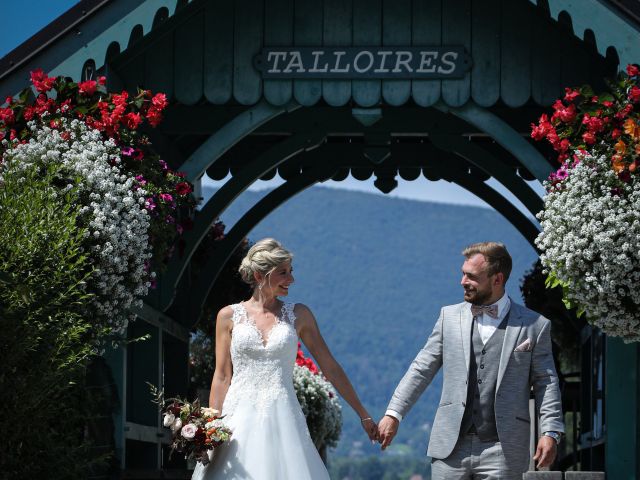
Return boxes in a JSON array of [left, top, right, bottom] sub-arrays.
[[229, 303, 243, 325], [283, 302, 297, 328]]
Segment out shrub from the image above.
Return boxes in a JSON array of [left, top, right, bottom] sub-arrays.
[[0, 163, 107, 478]]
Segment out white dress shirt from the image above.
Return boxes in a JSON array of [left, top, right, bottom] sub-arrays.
[[385, 293, 511, 422], [474, 292, 511, 345]]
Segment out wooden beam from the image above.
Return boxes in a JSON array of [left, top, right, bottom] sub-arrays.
[[435, 100, 555, 182], [430, 133, 543, 216], [181, 100, 301, 182]]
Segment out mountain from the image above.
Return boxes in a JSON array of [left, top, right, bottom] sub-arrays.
[[201, 185, 539, 460]]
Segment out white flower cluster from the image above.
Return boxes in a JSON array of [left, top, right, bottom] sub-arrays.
[[536, 153, 640, 341], [1, 119, 151, 335], [293, 364, 342, 448]]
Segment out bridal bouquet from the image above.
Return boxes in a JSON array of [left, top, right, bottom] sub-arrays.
[[162, 400, 233, 465], [150, 385, 232, 465]]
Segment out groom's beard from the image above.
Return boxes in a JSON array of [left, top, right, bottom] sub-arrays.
[[463, 286, 492, 305]]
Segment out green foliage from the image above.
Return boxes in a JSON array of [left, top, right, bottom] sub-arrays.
[[0, 163, 108, 479], [521, 261, 586, 375], [544, 270, 585, 318]]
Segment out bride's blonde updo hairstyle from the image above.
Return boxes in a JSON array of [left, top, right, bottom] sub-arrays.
[[238, 238, 293, 288]]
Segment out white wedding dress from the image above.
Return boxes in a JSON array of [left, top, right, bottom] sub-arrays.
[[191, 302, 330, 480]]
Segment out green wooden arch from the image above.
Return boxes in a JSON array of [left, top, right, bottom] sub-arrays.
[[182, 100, 301, 182], [156, 102, 546, 313], [178, 149, 539, 321], [429, 133, 543, 217], [434, 101, 555, 183]]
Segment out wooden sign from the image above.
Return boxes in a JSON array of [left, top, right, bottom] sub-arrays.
[[254, 47, 472, 79]]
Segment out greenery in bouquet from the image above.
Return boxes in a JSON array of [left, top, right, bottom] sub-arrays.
[[293, 345, 342, 449], [531, 64, 640, 340]]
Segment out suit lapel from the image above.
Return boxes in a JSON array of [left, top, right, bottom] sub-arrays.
[[459, 305, 473, 374], [497, 301, 524, 390]]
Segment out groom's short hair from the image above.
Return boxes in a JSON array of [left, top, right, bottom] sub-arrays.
[[462, 242, 512, 283]]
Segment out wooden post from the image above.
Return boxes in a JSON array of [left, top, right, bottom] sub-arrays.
[[605, 337, 639, 479]]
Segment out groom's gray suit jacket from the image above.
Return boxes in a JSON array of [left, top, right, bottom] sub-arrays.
[[387, 300, 564, 471]]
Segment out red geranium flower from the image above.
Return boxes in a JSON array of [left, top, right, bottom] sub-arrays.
[[176, 181, 193, 195], [551, 100, 577, 124], [151, 93, 168, 110], [29, 68, 55, 92], [0, 107, 15, 125], [564, 88, 580, 102], [78, 80, 98, 96], [147, 107, 163, 127], [123, 112, 143, 130], [112, 91, 129, 107], [582, 131, 596, 145], [627, 64, 640, 77]]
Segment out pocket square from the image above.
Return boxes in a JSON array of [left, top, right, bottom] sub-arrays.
[[514, 338, 532, 352]]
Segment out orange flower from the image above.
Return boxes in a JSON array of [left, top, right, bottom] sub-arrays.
[[612, 154, 626, 173], [623, 118, 640, 139], [615, 139, 627, 155], [635, 143, 640, 155]]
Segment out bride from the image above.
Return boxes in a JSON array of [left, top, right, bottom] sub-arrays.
[[191, 238, 378, 480]]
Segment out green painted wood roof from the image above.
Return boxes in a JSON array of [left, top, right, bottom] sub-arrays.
[[106, 0, 616, 108], [2, 0, 632, 108], [529, 0, 640, 69]]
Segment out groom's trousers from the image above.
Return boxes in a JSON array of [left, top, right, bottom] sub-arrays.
[[430, 433, 526, 480]]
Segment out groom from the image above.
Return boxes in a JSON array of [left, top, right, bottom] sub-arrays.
[[378, 242, 564, 479]]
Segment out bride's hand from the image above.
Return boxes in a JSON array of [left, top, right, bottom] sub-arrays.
[[360, 417, 379, 443]]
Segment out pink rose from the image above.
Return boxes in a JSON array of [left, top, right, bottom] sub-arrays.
[[181, 423, 198, 440]]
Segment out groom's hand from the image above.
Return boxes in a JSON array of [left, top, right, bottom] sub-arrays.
[[533, 435, 557, 469], [377, 415, 399, 450]]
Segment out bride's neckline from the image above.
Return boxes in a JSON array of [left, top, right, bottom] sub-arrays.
[[238, 302, 286, 348]]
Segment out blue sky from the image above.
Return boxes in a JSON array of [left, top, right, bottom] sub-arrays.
[[0, 0, 544, 212], [0, 1, 80, 58]]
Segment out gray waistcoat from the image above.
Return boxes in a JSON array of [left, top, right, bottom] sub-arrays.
[[460, 313, 509, 442]]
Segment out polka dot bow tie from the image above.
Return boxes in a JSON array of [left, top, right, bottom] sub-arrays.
[[471, 304, 499, 319]]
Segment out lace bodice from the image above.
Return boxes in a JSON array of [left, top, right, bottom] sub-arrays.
[[222, 302, 299, 418]]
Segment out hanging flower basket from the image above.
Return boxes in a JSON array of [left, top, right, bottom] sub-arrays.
[[532, 65, 640, 341], [0, 71, 196, 338]]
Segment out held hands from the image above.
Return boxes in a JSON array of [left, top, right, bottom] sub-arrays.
[[377, 415, 399, 450], [360, 416, 380, 443], [533, 435, 557, 469]]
